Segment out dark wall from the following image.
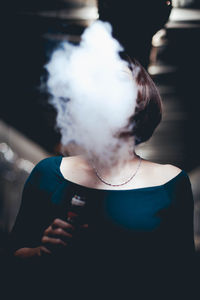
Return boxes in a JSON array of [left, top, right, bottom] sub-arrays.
[[98, 0, 172, 67], [1, 1, 172, 153]]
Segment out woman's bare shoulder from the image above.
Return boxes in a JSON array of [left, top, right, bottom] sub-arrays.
[[62, 155, 90, 169], [60, 155, 92, 181], [141, 160, 182, 185], [157, 163, 182, 182], [61, 156, 183, 187]]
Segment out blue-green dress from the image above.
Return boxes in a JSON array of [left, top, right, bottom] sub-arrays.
[[9, 156, 195, 299]]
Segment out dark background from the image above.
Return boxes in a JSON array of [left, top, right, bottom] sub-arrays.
[[0, 0, 200, 273]]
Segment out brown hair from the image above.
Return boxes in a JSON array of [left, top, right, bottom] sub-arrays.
[[119, 55, 162, 145]]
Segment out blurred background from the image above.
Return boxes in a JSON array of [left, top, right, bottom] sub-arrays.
[[0, 0, 200, 268]]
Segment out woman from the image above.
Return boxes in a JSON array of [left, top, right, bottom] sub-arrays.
[[9, 59, 195, 299]]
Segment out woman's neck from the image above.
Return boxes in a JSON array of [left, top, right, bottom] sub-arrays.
[[80, 152, 141, 185]]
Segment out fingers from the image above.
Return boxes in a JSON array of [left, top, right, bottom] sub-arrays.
[[53, 227, 73, 238], [52, 218, 75, 231], [41, 236, 67, 247], [41, 218, 89, 254], [44, 226, 72, 239], [41, 218, 76, 253], [39, 246, 52, 256]]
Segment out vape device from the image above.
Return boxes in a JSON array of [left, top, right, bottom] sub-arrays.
[[67, 194, 87, 227]]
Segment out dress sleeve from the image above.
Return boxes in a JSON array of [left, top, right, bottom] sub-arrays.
[[166, 171, 195, 257], [165, 171, 196, 294], [9, 162, 53, 253]]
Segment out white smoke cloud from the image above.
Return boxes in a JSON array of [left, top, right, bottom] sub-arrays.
[[45, 21, 138, 167]]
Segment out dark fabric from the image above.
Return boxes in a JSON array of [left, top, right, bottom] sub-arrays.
[[7, 156, 196, 299]]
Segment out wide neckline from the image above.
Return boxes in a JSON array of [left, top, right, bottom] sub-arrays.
[[57, 156, 184, 192]]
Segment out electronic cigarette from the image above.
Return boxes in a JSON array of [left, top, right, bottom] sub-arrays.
[[67, 194, 87, 227]]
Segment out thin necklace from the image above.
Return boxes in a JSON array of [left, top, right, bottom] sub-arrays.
[[93, 156, 142, 187]]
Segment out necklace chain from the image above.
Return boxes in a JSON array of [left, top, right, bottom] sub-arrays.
[[93, 156, 142, 187]]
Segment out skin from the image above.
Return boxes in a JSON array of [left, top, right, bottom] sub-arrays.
[[14, 153, 181, 259], [59, 153, 182, 190]]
